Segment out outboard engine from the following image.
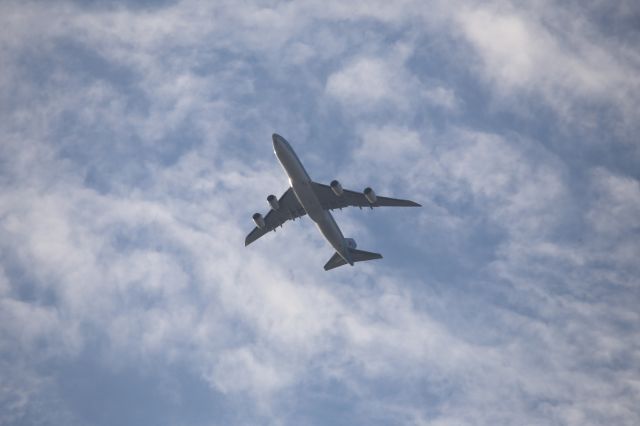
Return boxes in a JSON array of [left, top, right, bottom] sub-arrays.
[[252, 212, 266, 229], [330, 180, 344, 196], [345, 238, 357, 249], [267, 194, 279, 210], [364, 187, 377, 204]]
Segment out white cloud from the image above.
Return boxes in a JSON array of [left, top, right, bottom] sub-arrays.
[[353, 125, 422, 168], [455, 3, 640, 128], [442, 130, 568, 235], [1, 0, 639, 424], [457, 8, 551, 88], [325, 44, 459, 114], [326, 56, 409, 110], [587, 168, 640, 237]]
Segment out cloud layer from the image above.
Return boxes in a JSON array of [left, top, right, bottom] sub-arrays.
[[1, 0, 639, 425]]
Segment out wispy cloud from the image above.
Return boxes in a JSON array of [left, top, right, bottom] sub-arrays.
[[1, 0, 639, 425], [456, 2, 640, 137]]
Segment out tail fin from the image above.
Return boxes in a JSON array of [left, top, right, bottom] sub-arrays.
[[324, 248, 383, 271]]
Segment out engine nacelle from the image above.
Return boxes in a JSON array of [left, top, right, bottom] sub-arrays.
[[252, 212, 266, 229], [330, 180, 343, 196], [364, 187, 377, 204], [345, 238, 357, 249], [267, 194, 279, 210]]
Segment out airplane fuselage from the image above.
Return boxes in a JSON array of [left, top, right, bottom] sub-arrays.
[[272, 134, 353, 265]]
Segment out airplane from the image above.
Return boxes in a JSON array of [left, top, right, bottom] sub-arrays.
[[245, 134, 421, 271]]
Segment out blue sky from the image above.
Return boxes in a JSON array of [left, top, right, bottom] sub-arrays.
[[1, 0, 639, 425]]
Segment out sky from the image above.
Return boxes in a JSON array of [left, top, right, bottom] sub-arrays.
[[1, 0, 639, 425]]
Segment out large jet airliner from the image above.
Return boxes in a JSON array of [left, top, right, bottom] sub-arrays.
[[245, 134, 421, 270]]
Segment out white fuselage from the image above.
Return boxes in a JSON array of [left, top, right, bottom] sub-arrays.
[[272, 134, 353, 265]]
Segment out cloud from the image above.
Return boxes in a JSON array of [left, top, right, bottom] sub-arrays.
[[1, 0, 639, 425], [455, 3, 640, 133], [587, 168, 640, 237], [325, 45, 459, 115], [327, 56, 405, 109]]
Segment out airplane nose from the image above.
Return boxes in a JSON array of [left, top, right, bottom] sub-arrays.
[[272, 133, 290, 153]]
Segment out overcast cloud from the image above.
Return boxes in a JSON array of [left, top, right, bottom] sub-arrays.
[[1, 0, 639, 425]]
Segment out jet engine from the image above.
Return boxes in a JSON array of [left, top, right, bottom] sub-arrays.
[[252, 212, 266, 229], [364, 187, 377, 204], [267, 194, 279, 210], [330, 180, 343, 196]]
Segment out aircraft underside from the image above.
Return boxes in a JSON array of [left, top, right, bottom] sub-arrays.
[[245, 133, 421, 270]]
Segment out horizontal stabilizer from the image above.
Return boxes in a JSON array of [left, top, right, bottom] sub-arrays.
[[324, 248, 383, 271], [324, 252, 347, 271]]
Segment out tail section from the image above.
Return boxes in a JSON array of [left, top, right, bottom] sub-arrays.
[[324, 248, 383, 271], [350, 248, 383, 263], [324, 252, 347, 270]]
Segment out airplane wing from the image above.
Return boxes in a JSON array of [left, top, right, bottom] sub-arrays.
[[245, 188, 307, 246], [311, 182, 421, 210]]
